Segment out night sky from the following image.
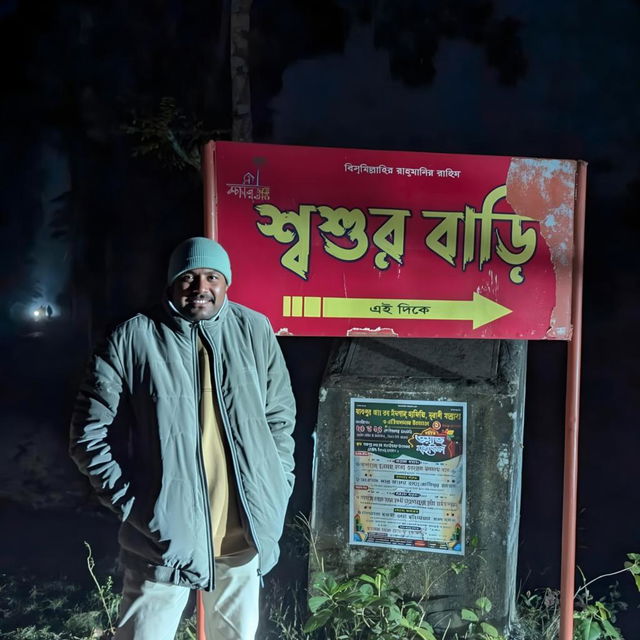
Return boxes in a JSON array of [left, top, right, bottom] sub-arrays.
[[0, 0, 638, 635]]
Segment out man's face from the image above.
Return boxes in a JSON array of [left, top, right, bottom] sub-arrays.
[[170, 268, 229, 321]]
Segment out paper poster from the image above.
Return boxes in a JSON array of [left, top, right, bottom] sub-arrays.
[[350, 398, 466, 554]]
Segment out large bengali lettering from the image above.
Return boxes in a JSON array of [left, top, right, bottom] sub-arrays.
[[422, 185, 537, 284], [254, 186, 539, 283], [317, 206, 368, 262], [254, 205, 410, 279], [254, 204, 313, 279], [370, 209, 411, 269]]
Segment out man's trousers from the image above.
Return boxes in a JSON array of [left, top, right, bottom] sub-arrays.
[[114, 551, 260, 640]]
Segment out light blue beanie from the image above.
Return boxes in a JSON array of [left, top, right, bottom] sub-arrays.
[[167, 237, 232, 285]]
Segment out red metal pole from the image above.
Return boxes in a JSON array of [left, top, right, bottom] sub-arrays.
[[558, 161, 587, 640], [197, 590, 206, 640], [196, 140, 218, 640], [203, 141, 217, 240]]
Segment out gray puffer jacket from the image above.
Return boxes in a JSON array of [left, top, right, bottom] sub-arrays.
[[70, 298, 296, 590]]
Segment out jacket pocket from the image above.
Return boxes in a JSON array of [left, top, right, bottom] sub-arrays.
[[238, 420, 291, 545]]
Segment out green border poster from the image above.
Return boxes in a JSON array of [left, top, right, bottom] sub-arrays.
[[350, 398, 466, 554]]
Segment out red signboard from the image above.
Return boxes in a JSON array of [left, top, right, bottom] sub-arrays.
[[211, 141, 578, 339]]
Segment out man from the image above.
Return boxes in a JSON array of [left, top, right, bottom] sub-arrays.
[[70, 237, 296, 640]]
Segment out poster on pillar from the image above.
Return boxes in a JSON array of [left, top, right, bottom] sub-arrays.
[[212, 141, 577, 339], [349, 398, 466, 554]]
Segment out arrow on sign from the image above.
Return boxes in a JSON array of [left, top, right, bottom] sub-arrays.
[[282, 292, 512, 329]]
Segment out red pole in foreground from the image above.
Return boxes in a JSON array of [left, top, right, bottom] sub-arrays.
[[203, 141, 217, 240], [558, 161, 587, 640], [197, 590, 206, 640], [196, 140, 218, 640]]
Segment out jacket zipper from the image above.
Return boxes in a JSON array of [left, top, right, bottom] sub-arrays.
[[192, 323, 215, 591], [201, 327, 264, 577]]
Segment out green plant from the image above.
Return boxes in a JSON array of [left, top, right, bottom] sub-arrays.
[[176, 616, 198, 640], [453, 597, 505, 640], [85, 541, 196, 639], [516, 553, 640, 640], [84, 541, 119, 637], [303, 566, 437, 640], [265, 580, 312, 640], [571, 553, 640, 640], [516, 587, 561, 640], [294, 514, 499, 640]]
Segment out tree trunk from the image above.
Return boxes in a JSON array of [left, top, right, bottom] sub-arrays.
[[230, 0, 253, 142]]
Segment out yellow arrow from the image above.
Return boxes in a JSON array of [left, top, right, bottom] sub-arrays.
[[282, 292, 511, 329]]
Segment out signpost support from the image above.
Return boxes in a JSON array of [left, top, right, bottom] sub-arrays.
[[196, 140, 218, 640], [559, 161, 587, 640], [203, 141, 217, 240]]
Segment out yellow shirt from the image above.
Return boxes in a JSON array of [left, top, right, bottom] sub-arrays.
[[198, 339, 251, 557]]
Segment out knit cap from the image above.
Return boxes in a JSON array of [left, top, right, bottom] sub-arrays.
[[167, 237, 232, 285]]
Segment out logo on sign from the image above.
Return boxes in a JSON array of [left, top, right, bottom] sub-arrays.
[[226, 168, 271, 201]]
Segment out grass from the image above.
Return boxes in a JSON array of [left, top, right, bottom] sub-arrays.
[[0, 544, 197, 640]]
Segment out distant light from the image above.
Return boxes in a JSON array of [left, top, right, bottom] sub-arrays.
[[30, 304, 55, 321]]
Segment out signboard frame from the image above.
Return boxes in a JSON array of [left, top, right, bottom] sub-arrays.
[[208, 141, 578, 341]]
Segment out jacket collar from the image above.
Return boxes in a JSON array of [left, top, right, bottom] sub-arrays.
[[162, 295, 229, 336]]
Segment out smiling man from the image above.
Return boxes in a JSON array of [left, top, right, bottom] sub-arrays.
[[70, 237, 296, 640]]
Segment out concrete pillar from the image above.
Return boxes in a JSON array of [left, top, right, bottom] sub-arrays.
[[310, 337, 527, 633]]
